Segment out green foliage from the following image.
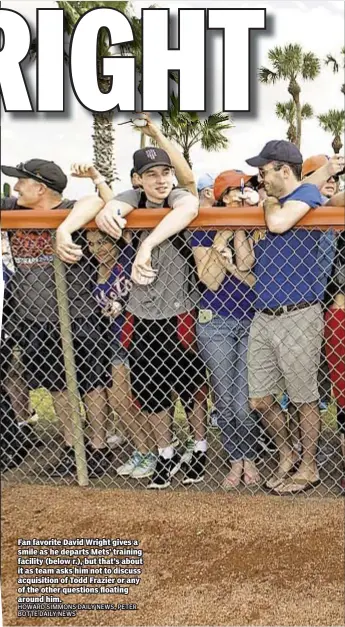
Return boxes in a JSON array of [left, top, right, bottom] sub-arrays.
[[157, 93, 233, 168]]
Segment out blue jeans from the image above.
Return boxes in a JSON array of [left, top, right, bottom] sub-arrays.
[[197, 316, 258, 461]]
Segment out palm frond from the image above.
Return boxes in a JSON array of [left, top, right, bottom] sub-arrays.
[[258, 67, 278, 84], [301, 51, 321, 80], [301, 103, 313, 119]]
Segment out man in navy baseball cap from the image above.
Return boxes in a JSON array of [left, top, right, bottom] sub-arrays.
[[246, 140, 303, 168]]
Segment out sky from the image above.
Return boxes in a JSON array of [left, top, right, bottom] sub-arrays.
[[1, 0, 344, 198]]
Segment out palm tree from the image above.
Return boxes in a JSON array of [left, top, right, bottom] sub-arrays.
[[154, 93, 233, 169], [57, 1, 141, 185], [325, 47, 345, 95], [317, 109, 345, 154], [275, 100, 313, 144], [259, 44, 320, 148]]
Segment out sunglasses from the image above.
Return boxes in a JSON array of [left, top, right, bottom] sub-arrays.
[[16, 163, 58, 189]]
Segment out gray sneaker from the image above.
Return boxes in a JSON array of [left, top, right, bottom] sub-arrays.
[[131, 453, 157, 478], [116, 451, 143, 476]]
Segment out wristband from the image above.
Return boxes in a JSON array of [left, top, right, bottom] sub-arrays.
[[94, 176, 106, 186]]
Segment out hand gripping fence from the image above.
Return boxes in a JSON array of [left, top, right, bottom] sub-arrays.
[[1, 204, 345, 496]]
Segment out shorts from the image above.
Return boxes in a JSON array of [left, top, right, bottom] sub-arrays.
[[128, 314, 207, 413], [12, 316, 112, 395], [248, 304, 324, 404]]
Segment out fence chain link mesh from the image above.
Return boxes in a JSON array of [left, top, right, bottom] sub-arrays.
[[1, 225, 344, 496]]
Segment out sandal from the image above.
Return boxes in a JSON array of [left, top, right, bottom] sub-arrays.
[[272, 477, 321, 495]]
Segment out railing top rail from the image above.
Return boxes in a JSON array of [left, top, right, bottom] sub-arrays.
[[1, 206, 345, 230]]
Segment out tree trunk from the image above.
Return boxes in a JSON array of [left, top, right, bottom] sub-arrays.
[[140, 133, 146, 149], [332, 135, 342, 154], [288, 79, 301, 148], [287, 123, 297, 145], [92, 111, 118, 186], [183, 147, 193, 169]]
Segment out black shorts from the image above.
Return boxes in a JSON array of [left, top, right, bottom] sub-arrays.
[[12, 316, 112, 395], [128, 315, 207, 414]]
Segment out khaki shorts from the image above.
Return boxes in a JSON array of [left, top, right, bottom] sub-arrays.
[[248, 304, 324, 404]]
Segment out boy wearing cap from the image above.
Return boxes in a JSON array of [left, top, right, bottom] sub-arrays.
[[1, 160, 114, 478], [56, 144, 203, 489], [245, 140, 326, 494]]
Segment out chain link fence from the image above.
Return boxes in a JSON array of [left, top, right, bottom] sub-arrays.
[[1, 215, 344, 496]]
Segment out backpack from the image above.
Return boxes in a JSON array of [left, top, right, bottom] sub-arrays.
[[134, 191, 203, 296]]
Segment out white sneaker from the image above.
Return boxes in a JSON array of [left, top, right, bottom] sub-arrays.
[[131, 454, 157, 478], [116, 451, 143, 476]]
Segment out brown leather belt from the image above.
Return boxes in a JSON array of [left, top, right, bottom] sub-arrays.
[[260, 302, 317, 316]]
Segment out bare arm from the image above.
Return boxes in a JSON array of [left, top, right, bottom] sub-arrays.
[[234, 230, 255, 271], [70, 163, 115, 203], [193, 246, 227, 291], [325, 190, 345, 207], [304, 155, 344, 189], [55, 195, 104, 263], [193, 229, 255, 291], [144, 195, 198, 249], [263, 196, 314, 234], [131, 194, 199, 285], [140, 113, 197, 197]]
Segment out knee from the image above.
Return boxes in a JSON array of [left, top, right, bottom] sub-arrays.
[[249, 395, 274, 413]]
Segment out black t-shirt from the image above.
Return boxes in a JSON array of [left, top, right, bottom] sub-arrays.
[[1, 197, 98, 322]]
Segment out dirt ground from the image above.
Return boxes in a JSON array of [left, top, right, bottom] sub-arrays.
[[1, 484, 344, 627]]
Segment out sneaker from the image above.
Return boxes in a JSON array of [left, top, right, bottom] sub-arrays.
[[181, 439, 195, 465], [182, 451, 206, 485], [147, 455, 172, 489], [87, 448, 112, 477], [116, 451, 143, 476], [279, 392, 289, 412], [44, 446, 76, 477], [131, 453, 157, 478]]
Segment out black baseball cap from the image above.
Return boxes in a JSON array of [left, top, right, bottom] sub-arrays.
[[1, 159, 67, 193], [133, 148, 172, 175], [246, 140, 303, 168]]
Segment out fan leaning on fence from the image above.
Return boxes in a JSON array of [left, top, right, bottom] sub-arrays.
[[56, 124, 214, 490], [245, 141, 344, 495], [0, 160, 115, 477]]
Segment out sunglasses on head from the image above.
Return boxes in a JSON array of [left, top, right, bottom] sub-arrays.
[[16, 163, 57, 189]]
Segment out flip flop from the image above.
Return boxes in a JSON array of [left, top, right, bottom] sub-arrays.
[[272, 477, 321, 496], [263, 460, 302, 492]]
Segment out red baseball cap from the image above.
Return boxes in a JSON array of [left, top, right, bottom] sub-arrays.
[[214, 170, 252, 201]]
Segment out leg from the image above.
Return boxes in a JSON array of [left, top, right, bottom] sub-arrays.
[[274, 305, 324, 493], [248, 314, 293, 488], [108, 362, 153, 454], [197, 317, 244, 487], [232, 322, 260, 486], [51, 390, 75, 447], [83, 387, 108, 451]]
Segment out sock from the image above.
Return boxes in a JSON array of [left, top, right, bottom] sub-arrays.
[[158, 446, 174, 460], [194, 439, 207, 453]]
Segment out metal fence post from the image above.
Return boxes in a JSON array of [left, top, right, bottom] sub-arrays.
[[53, 247, 89, 487]]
